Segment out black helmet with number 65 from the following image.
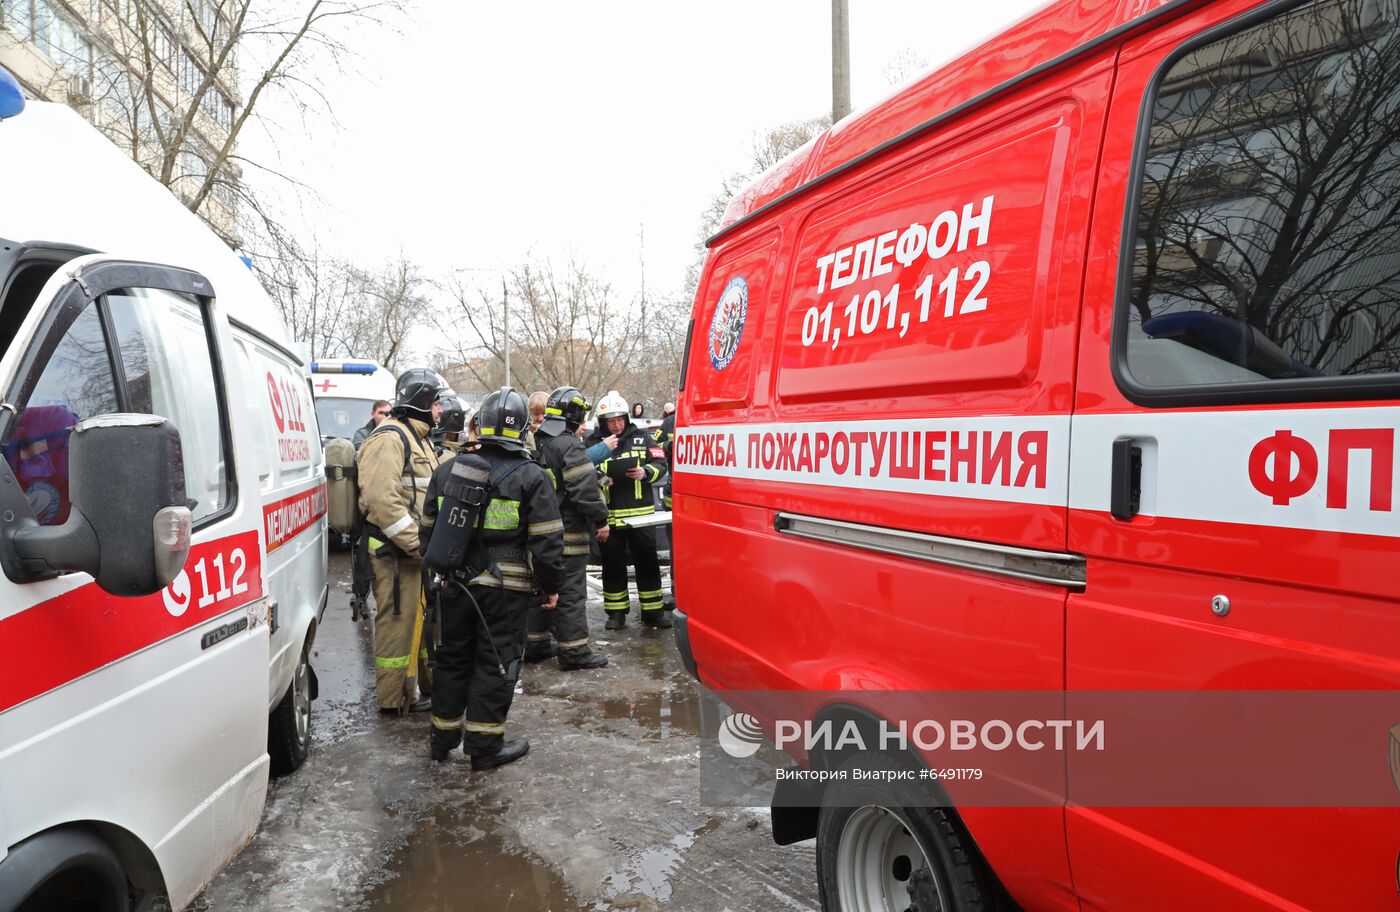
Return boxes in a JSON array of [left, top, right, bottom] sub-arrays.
[[539, 386, 590, 437], [477, 386, 529, 451], [394, 368, 448, 422]]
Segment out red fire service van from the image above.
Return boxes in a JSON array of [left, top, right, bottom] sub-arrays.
[[673, 0, 1400, 910]]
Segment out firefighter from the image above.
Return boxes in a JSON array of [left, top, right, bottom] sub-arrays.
[[422, 386, 564, 768], [432, 393, 467, 456], [587, 390, 669, 630], [526, 386, 610, 670], [656, 406, 676, 511], [357, 368, 447, 713]]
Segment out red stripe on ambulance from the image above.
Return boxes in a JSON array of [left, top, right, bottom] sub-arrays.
[[0, 531, 264, 714], [263, 482, 327, 553]]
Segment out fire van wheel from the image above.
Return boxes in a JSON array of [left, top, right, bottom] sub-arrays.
[[816, 770, 988, 912], [268, 643, 312, 775]]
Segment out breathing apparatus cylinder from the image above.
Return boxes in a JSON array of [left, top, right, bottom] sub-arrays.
[[424, 450, 492, 577]]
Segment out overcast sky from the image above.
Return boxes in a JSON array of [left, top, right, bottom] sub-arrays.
[[245, 1, 1049, 306]]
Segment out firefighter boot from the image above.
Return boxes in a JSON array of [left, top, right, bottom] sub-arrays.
[[604, 611, 627, 630], [523, 637, 557, 664], [430, 726, 462, 763], [559, 649, 608, 671], [640, 609, 673, 629], [471, 738, 530, 771]]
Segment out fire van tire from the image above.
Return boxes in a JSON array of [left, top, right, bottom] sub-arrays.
[[815, 760, 989, 912], [268, 641, 312, 775]]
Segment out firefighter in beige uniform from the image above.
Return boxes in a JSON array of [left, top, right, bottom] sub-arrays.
[[358, 368, 447, 712]]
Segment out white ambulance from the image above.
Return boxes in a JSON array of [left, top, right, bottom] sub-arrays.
[[0, 82, 327, 910], [310, 358, 396, 443]]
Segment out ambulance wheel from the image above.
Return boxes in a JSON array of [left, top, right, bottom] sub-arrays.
[[816, 759, 988, 911], [269, 641, 313, 775]]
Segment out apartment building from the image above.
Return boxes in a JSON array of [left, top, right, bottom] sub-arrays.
[[0, 0, 241, 244]]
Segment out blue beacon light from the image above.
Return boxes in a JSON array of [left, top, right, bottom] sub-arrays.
[[0, 66, 26, 120]]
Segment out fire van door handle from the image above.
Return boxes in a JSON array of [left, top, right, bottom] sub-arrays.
[[1110, 439, 1142, 521]]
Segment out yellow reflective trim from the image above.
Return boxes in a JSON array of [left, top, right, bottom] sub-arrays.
[[432, 715, 463, 730], [637, 589, 663, 598], [465, 720, 506, 734], [557, 637, 590, 649], [563, 545, 590, 556], [502, 427, 521, 439], [368, 537, 385, 550], [468, 573, 534, 592], [527, 632, 553, 643], [545, 406, 564, 415], [376, 655, 410, 669], [528, 519, 564, 535]]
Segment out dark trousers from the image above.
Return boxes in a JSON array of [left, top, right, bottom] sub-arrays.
[[527, 551, 592, 657], [429, 584, 528, 757], [350, 525, 373, 617], [600, 524, 663, 615]]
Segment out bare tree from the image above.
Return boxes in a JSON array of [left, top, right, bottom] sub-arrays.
[[249, 232, 427, 372], [684, 115, 830, 298], [73, 0, 400, 242], [433, 259, 652, 401]]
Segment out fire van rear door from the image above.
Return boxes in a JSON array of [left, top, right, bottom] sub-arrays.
[[1066, 1, 1400, 909]]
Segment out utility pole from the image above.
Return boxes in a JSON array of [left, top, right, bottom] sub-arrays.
[[501, 274, 511, 389], [832, 0, 851, 122]]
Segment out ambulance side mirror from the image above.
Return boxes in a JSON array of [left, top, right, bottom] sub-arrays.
[[2, 415, 191, 596]]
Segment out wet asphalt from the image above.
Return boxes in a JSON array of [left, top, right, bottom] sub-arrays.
[[188, 552, 820, 911]]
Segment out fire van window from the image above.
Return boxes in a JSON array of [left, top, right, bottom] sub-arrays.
[[1120, 0, 1400, 403]]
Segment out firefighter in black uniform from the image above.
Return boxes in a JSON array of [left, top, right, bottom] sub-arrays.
[[430, 392, 467, 456], [587, 391, 669, 630], [526, 386, 611, 669], [421, 387, 564, 769]]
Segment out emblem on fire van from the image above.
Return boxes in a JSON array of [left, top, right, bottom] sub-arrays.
[[709, 275, 748, 371]]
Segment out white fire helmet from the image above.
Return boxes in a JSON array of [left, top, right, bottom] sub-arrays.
[[596, 390, 629, 421]]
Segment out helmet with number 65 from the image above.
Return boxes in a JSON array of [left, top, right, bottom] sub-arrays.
[[477, 386, 529, 451]]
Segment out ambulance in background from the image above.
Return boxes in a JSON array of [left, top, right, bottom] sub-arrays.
[[0, 82, 326, 911], [673, 0, 1400, 909], [309, 358, 395, 443]]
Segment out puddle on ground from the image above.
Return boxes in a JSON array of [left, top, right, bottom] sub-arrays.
[[590, 690, 706, 741], [359, 804, 594, 912], [603, 817, 723, 904]]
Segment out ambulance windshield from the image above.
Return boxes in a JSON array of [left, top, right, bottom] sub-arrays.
[[315, 396, 369, 439]]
